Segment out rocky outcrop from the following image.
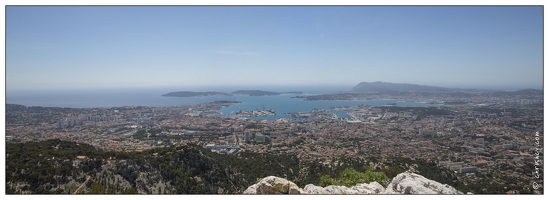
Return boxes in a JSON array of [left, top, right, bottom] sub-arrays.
[[383, 172, 463, 194], [243, 176, 305, 194], [303, 182, 385, 194], [244, 172, 463, 194]]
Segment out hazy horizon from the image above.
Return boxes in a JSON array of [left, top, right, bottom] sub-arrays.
[[6, 6, 543, 92], [5, 81, 542, 96]]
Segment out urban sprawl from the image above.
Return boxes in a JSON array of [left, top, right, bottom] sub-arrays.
[[5, 90, 544, 194]]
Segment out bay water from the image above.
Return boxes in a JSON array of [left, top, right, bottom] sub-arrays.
[[6, 88, 443, 120]]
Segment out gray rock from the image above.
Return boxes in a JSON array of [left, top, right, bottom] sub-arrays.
[[303, 182, 385, 194], [382, 172, 463, 194], [303, 184, 328, 194], [243, 176, 305, 194], [243, 183, 259, 194], [352, 182, 385, 194], [244, 172, 463, 194]]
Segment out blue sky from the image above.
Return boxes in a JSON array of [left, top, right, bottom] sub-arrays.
[[5, 6, 543, 91]]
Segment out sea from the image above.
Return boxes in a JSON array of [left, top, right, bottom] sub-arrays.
[[6, 87, 444, 120]]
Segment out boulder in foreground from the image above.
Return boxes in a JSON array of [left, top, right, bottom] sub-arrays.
[[244, 172, 464, 194]]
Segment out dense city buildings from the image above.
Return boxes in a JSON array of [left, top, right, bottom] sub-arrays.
[[5, 89, 544, 194]]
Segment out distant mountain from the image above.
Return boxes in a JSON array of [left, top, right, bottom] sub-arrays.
[[492, 88, 543, 97], [515, 88, 543, 95], [352, 82, 451, 92], [352, 82, 542, 95], [280, 91, 304, 95], [231, 90, 280, 96], [162, 91, 232, 97]]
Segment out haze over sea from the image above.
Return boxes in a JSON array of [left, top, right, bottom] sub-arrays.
[[6, 86, 445, 120]]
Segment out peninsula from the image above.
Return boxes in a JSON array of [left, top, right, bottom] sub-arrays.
[[301, 81, 542, 101], [231, 90, 280, 96], [162, 91, 232, 97]]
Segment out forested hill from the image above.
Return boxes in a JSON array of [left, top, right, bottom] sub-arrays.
[[6, 139, 301, 194], [6, 139, 520, 194], [352, 81, 450, 92]]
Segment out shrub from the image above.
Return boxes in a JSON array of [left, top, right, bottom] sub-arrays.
[[320, 167, 388, 187]]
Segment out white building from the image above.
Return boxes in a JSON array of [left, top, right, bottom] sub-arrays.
[[57, 121, 64, 129]]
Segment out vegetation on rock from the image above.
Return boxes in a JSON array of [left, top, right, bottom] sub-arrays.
[[319, 167, 388, 187]]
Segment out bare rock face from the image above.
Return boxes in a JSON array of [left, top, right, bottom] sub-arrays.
[[382, 172, 463, 194], [243, 176, 306, 194], [244, 172, 463, 194], [353, 182, 386, 194], [303, 182, 385, 194]]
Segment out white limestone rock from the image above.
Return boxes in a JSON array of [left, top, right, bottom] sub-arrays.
[[302, 184, 328, 194], [304, 184, 358, 194], [243, 183, 258, 194], [352, 182, 386, 194], [244, 172, 463, 194], [303, 182, 385, 194], [243, 176, 306, 194], [382, 172, 463, 194]]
